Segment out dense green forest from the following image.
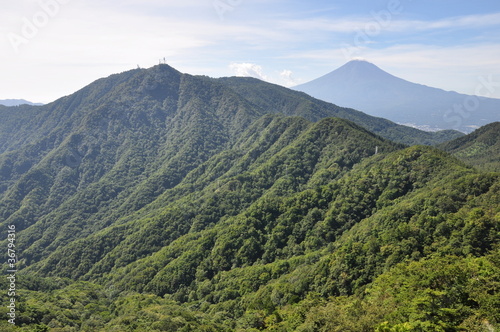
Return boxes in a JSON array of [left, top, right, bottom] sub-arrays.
[[0, 65, 497, 331], [439, 122, 500, 172]]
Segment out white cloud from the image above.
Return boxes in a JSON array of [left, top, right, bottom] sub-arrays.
[[276, 12, 500, 34], [1, 1, 499, 102], [228, 64, 303, 88], [229, 63, 269, 81], [0, 1, 277, 102], [280, 70, 299, 87], [409, 12, 500, 30]]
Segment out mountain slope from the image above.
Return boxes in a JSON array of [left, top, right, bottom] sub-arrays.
[[439, 122, 500, 171], [16, 115, 397, 277], [294, 60, 500, 133], [0, 63, 401, 275], [98, 145, 498, 296], [0, 64, 463, 211], [2, 142, 498, 331], [0, 64, 265, 254], [217, 76, 463, 145], [0, 64, 498, 331]]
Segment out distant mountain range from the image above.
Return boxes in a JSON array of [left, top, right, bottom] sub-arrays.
[[294, 60, 500, 133], [0, 99, 43, 106]]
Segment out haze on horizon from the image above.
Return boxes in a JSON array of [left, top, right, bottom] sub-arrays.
[[1, 0, 500, 103]]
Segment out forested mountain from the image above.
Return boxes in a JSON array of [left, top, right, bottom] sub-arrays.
[[217, 76, 463, 145], [439, 122, 500, 172], [294, 60, 500, 133], [0, 64, 498, 331], [0, 65, 462, 155]]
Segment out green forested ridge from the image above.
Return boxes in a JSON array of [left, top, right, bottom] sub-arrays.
[[439, 122, 500, 172], [216, 77, 464, 146], [0, 65, 497, 331]]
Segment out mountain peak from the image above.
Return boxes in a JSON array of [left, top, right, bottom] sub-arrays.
[[326, 60, 394, 81], [343, 59, 378, 67], [300, 60, 397, 89], [294, 61, 500, 133]]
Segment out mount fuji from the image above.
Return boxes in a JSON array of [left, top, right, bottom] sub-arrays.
[[294, 60, 500, 133]]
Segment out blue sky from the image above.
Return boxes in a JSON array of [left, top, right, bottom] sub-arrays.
[[1, 0, 500, 103]]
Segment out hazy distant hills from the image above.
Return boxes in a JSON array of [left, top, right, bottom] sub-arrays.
[[294, 60, 500, 133], [0, 99, 43, 106], [440, 121, 500, 172]]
